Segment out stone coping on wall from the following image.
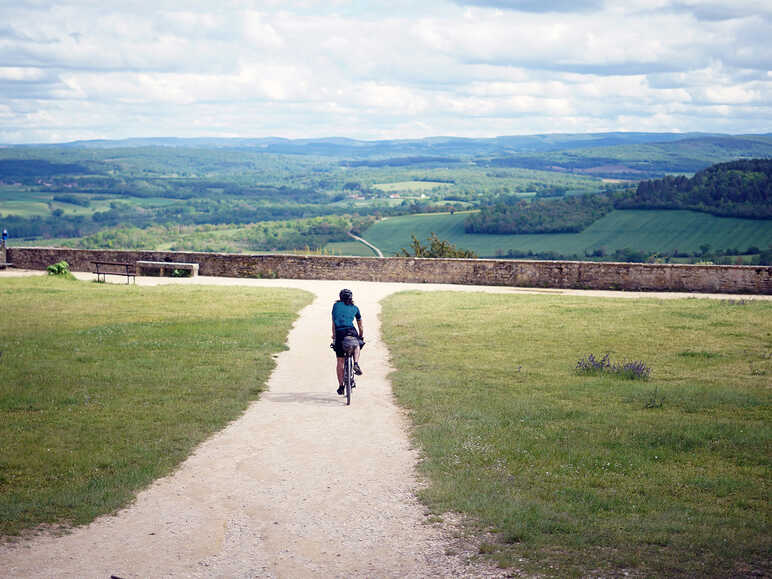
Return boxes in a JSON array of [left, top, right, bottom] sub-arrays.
[[6, 246, 772, 295]]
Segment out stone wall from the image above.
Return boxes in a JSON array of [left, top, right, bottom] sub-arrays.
[[7, 246, 772, 294]]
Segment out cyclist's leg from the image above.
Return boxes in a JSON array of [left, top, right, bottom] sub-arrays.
[[336, 356, 344, 386]]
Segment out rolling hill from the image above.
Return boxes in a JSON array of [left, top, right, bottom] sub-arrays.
[[361, 210, 772, 259]]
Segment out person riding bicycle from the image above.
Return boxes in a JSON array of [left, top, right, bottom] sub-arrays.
[[332, 288, 363, 395]]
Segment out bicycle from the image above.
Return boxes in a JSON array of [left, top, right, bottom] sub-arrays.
[[340, 335, 359, 405]]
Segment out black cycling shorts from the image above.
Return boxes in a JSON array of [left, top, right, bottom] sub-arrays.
[[334, 327, 363, 357]]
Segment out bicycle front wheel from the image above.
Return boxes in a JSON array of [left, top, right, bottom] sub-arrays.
[[344, 356, 353, 406]]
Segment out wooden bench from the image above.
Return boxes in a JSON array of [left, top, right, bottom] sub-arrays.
[[136, 260, 199, 277], [93, 261, 135, 284]]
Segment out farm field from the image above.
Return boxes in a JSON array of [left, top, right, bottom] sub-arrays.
[[0, 187, 181, 218], [372, 180, 452, 192], [361, 209, 772, 257], [381, 291, 771, 577], [323, 239, 377, 256]]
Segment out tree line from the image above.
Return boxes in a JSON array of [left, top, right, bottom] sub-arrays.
[[617, 158, 771, 218], [466, 194, 614, 234], [1, 193, 455, 240], [466, 159, 772, 235], [68, 216, 367, 253]]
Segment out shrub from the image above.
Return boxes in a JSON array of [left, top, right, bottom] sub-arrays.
[[576, 352, 651, 380], [46, 260, 75, 279], [399, 232, 477, 258]]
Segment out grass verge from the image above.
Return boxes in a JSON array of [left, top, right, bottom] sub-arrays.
[[381, 291, 771, 577], [0, 276, 312, 537]]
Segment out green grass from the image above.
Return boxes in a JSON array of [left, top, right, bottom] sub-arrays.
[[0, 276, 312, 536], [363, 210, 772, 257], [381, 292, 771, 577], [323, 240, 378, 256]]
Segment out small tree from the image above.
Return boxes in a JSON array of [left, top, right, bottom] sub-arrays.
[[399, 233, 477, 258]]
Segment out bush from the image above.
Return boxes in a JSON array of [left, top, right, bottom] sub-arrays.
[[399, 232, 477, 258], [575, 352, 651, 380], [46, 260, 75, 279]]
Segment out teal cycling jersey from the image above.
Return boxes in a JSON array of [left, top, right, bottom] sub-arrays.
[[332, 301, 361, 330]]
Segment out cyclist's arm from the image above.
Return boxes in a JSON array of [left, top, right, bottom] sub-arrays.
[[332, 319, 336, 341], [356, 317, 364, 339]]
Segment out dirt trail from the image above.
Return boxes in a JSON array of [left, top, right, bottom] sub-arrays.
[[1, 275, 519, 578], [1, 272, 766, 578]]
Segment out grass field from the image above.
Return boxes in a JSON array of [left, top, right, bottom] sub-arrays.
[[381, 291, 771, 577], [0, 187, 183, 218], [0, 276, 311, 536], [372, 181, 452, 192], [362, 210, 772, 257], [323, 240, 378, 256]]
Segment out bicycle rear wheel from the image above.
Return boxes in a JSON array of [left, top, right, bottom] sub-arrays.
[[344, 355, 352, 406]]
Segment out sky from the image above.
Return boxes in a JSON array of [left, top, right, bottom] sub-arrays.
[[0, 0, 770, 144]]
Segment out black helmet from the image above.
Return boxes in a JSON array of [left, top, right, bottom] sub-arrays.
[[339, 288, 353, 303]]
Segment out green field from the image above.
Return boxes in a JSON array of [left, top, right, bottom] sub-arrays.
[[323, 239, 378, 256], [0, 276, 311, 535], [362, 210, 772, 257], [372, 180, 452, 192], [381, 291, 771, 577], [0, 187, 182, 218]]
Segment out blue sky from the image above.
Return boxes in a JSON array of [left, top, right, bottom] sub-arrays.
[[0, 0, 770, 143]]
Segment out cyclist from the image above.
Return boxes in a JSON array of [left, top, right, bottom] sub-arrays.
[[332, 288, 363, 395]]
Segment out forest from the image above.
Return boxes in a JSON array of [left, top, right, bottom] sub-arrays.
[[618, 158, 772, 218], [466, 159, 772, 235], [466, 194, 614, 234]]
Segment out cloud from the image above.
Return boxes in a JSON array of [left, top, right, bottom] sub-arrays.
[[669, 0, 772, 21], [0, 0, 769, 143], [451, 0, 604, 12], [413, 7, 772, 77]]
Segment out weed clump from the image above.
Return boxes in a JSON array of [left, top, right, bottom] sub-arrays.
[[576, 353, 651, 380], [46, 260, 75, 280]]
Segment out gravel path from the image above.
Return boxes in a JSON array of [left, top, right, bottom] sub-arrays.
[[1, 271, 767, 578], [346, 232, 384, 257]]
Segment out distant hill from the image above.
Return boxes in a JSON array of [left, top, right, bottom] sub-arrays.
[[54, 132, 713, 153], [467, 158, 772, 235], [479, 135, 772, 178], [0, 159, 90, 177], [38, 132, 771, 179], [619, 158, 772, 219]]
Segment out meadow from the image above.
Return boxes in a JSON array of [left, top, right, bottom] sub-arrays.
[[324, 239, 378, 256], [381, 291, 771, 577], [362, 209, 772, 257], [371, 180, 452, 192], [0, 186, 180, 218], [0, 276, 311, 536]]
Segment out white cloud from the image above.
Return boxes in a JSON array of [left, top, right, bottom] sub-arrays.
[[451, 0, 604, 13], [0, 66, 46, 81], [242, 11, 285, 49], [0, 0, 769, 143]]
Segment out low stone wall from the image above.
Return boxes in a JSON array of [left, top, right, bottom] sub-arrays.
[[7, 246, 772, 294]]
